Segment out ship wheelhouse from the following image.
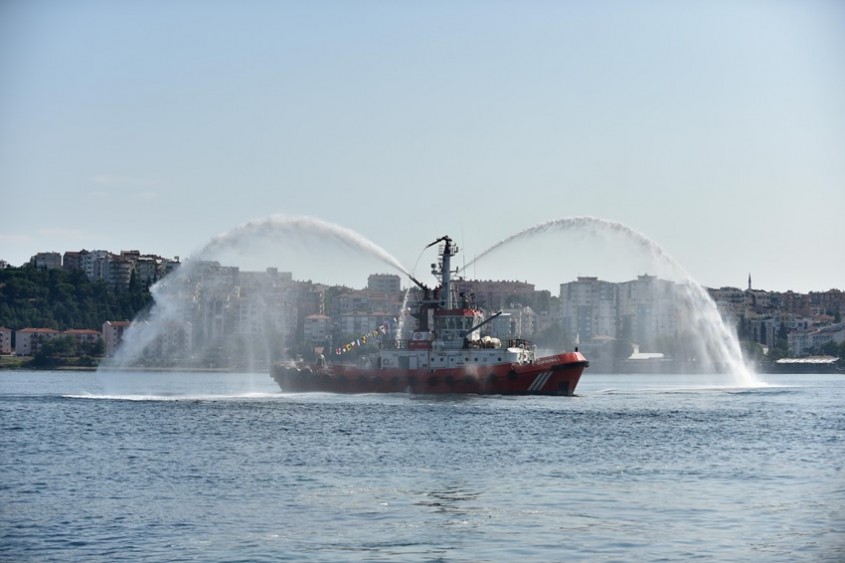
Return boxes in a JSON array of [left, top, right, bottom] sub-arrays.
[[433, 308, 484, 347]]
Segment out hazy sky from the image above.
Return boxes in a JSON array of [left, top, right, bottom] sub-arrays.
[[1, 0, 843, 293]]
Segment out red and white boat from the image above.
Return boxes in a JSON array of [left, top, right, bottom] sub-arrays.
[[271, 236, 588, 395]]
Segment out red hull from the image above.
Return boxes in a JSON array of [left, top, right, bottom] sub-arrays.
[[271, 352, 588, 396]]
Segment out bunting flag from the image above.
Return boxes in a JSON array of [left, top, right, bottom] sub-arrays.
[[335, 318, 399, 355]]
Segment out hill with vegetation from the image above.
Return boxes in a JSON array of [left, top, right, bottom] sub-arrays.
[[0, 265, 153, 331]]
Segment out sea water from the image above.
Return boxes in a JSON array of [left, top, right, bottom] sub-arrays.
[[1, 371, 843, 561]]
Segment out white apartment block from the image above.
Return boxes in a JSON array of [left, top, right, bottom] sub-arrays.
[[103, 321, 131, 356], [617, 275, 677, 347], [335, 292, 373, 316], [498, 306, 538, 338], [368, 274, 401, 294], [708, 286, 747, 322], [559, 275, 681, 351], [14, 328, 61, 355], [81, 250, 112, 281], [63, 329, 102, 351], [486, 309, 538, 340], [304, 314, 332, 344], [339, 312, 394, 337], [788, 322, 845, 356], [134, 256, 161, 285], [559, 277, 617, 340], [453, 279, 536, 310], [106, 257, 134, 290], [488, 313, 513, 340]]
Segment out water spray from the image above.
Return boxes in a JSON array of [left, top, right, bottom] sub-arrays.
[[461, 216, 761, 386]]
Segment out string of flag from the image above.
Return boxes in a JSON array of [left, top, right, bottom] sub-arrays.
[[335, 317, 398, 355]]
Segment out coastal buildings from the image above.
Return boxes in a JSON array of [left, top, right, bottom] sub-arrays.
[[304, 314, 332, 348], [103, 321, 131, 357], [11, 328, 103, 357], [559, 276, 617, 341], [63, 329, 102, 350], [558, 274, 845, 365], [29, 248, 183, 291], [2, 247, 843, 367], [453, 279, 537, 311], [559, 274, 678, 351], [616, 275, 678, 349], [788, 322, 845, 357], [14, 328, 61, 356], [367, 274, 402, 295]]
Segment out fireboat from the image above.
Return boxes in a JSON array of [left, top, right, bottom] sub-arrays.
[[270, 235, 588, 395]]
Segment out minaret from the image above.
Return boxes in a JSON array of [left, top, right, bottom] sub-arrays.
[[748, 273, 752, 291]]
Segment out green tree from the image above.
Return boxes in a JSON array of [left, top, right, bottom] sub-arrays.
[[0, 265, 154, 331], [81, 339, 105, 357], [740, 340, 765, 363], [769, 338, 790, 360], [30, 336, 77, 367], [820, 341, 839, 356]]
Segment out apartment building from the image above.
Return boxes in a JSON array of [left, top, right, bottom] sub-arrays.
[[63, 329, 103, 351], [304, 314, 332, 346], [31, 252, 62, 270], [103, 321, 132, 356], [0, 327, 11, 354], [498, 306, 539, 338], [15, 328, 61, 355], [367, 273, 401, 295], [453, 279, 536, 310], [617, 275, 677, 348], [788, 323, 845, 356], [338, 312, 395, 336], [559, 277, 617, 341]]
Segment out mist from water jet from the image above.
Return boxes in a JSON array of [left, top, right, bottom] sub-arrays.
[[201, 215, 411, 278], [462, 217, 762, 387], [102, 216, 411, 372]]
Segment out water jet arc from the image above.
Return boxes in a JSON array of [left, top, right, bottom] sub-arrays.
[[460, 216, 760, 386]]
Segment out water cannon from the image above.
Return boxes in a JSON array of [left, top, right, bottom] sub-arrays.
[[406, 274, 429, 291], [464, 310, 504, 338], [425, 235, 451, 249]]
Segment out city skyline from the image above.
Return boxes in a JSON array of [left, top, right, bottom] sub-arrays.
[[2, 1, 843, 293], [12, 245, 844, 296]]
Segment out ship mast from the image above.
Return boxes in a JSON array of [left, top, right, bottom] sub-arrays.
[[427, 235, 459, 309]]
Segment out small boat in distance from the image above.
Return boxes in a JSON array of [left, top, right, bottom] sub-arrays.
[[271, 235, 588, 395]]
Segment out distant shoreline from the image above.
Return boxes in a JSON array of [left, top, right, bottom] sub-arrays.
[[1, 363, 840, 376], [0, 361, 239, 373]]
